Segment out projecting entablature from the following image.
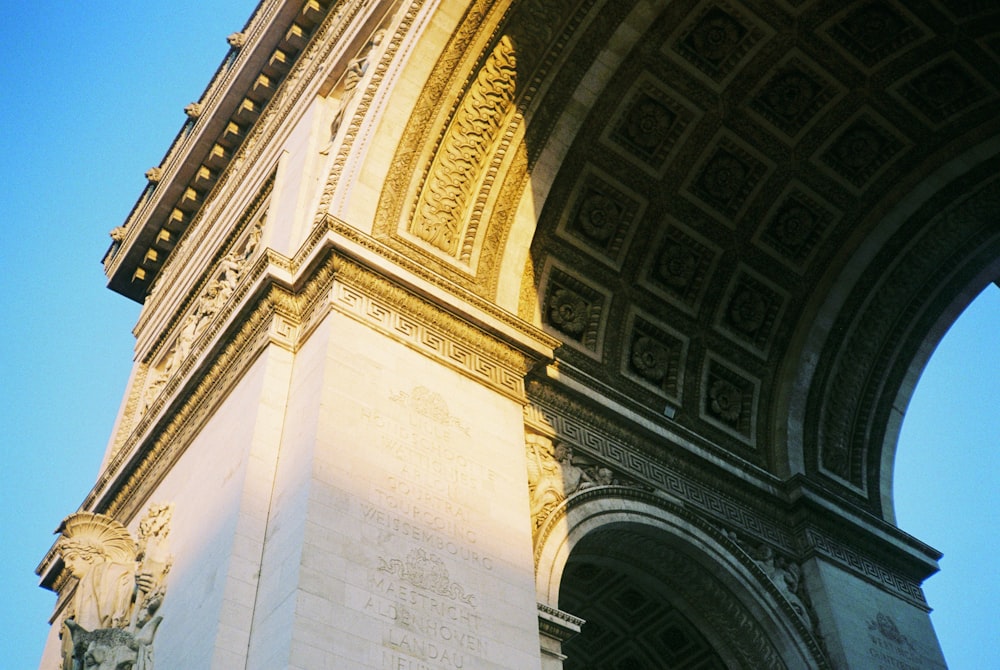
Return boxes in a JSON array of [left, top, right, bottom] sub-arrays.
[[102, 0, 336, 303]]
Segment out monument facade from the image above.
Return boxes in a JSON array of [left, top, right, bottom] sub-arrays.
[[37, 0, 1000, 667]]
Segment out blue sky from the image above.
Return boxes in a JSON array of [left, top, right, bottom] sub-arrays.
[[0, 2, 995, 668]]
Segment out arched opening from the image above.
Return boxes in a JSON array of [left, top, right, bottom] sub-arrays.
[[559, 542, 730, 669], [534, 490, 827, 669], [893, 285, 1000, 666]]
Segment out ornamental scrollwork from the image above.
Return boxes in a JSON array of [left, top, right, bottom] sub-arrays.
[[409, 35, 518, 256]]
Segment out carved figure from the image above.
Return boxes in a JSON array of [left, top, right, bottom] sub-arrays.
[[55, 507, 172, 670], [141, 222, 261, 416], [131, 504, 172, 629], [753, 545, 810, 627], [55, 514, 139, 631], [321, 29, 386, 153], [526, 436, 596, 527], [65, 618, 160, 670]]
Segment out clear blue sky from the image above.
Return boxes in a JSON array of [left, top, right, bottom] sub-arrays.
[[0, 3, 995, 669]]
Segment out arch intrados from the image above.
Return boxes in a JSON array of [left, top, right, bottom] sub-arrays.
[[560, 542, 742, 668], [779, 142, 1000, 517]]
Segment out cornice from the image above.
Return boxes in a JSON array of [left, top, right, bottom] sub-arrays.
[[104, 0, 390, 302]]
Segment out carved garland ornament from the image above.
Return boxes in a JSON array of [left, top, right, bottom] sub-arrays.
[[409, 35, 517, 257]]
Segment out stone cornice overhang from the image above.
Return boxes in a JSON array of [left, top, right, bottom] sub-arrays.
[[103, 0, 330, 303]]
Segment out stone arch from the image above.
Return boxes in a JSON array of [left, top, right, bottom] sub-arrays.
[[784, 154, 1000, 518], [534, 487, 828, 669]]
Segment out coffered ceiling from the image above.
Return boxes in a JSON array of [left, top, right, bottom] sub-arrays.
[[523, 0, 1000, 509]]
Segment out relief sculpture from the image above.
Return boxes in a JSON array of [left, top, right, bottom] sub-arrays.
[[525, 434, 632, 531], [142, 218, 264, 414], [55, 505, 173, 670], [409, 35, 518, 257]]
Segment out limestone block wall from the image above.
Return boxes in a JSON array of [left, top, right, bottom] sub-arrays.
[[242, 307, 544, 668], [802, 558, 947, 670]]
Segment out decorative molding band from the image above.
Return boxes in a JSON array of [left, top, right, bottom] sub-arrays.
[[536, 602, 585, 643], [316, 0, 428, 221], [811, 175, 1000, 496], [324, 215, 560, 350], [408, 34, 518, 257], [803, 528, 928, 610], [78, 227, 550, 529], [330, 257, 536, 401], [87, 255, 337, 523], [374, 0, 596, 291], [524, 389, 798, 553], [134, 174, 274, 343], [527, 382, 933, 611]]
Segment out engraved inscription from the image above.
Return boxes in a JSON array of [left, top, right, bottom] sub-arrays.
[[866, 612, 927, 670], [359, 386, 499, 668]]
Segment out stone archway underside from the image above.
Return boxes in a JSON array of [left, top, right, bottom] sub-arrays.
[[367, 0, 1000, 517], [560, 557, 728, 669]]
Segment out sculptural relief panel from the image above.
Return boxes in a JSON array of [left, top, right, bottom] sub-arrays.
[[138, 213, 267, 423]]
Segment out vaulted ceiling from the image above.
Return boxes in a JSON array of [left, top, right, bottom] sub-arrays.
[[514, 0, 1000, 514]]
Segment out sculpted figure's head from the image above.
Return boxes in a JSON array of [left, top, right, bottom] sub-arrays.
[[65, 618, 160, 670], [56, 538, 109, 579], [55, 512, 136, 576]]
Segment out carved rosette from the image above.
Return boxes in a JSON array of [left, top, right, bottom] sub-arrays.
[[539, 262, 609, 356], [409, 35, 518, 258], [688, 138, 769, 221], [750, 55, 837, 138], [640, 222, 719, 313], [826, 1, 924, 68], [622, 313, 686, 401], [700, 356, 758, 444], [820, 114, 904, 189], [895, 56, 988, 125], [672, 2, 767, 84]]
